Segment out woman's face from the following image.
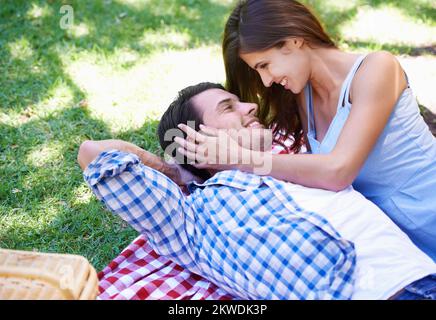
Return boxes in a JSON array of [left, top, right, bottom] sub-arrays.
[[240, 38, 311, 94]]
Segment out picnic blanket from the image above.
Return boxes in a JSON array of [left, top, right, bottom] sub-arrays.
[[98, 132, 297, 300], [97, 234, 233, 300]]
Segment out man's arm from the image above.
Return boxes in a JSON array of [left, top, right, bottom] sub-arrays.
[[78, 139, 197, 187], [82, 149, 198, 270], [78, 139, 166, 171]]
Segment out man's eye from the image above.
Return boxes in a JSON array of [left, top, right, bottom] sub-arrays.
[[259, 63, 268, 69]]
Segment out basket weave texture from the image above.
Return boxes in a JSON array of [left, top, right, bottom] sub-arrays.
[[0, 248, 99, 300]]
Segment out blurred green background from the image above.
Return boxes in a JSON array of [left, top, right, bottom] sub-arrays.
[[1, 0, 435, 270]]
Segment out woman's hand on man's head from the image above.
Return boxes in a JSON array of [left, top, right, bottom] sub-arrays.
[[175, 124, 269, 172]]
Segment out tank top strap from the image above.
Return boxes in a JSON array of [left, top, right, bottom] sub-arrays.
[[340, 54, 368, 109], [404, 72, 411, 88], [305, 82, 316, 135]]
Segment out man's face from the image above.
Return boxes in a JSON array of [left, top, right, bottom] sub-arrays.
[[190, 88, 264, 130]]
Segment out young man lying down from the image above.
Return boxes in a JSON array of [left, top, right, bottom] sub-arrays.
[[78, 82, 436, 300]]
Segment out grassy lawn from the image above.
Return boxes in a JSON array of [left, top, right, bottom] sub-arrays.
[[1, 0, 435, 271]]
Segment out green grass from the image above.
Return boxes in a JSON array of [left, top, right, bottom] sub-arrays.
[[0, 0, 235, 270], [1, 0, 435, 271]]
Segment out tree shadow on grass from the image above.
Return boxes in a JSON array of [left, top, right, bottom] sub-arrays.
[[0, 106, 137, 268], [0, 0, 235, 113], [302, 0, 435, 51], [346, 41, 436, 56], [301, 0, 360, 43], [1, 0, 235, 269], [364, 0, 436, 25], [76, 0, 236, 51], [420, 105, 436, 136], [0, 100, 166, 269], [1, 1, 85, 113]]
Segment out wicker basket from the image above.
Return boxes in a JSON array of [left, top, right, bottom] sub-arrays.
[[0, 248, 99, 300]]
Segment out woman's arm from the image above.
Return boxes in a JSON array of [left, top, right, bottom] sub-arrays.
[[246, 52, 409, 190], [179, 51, 408, 191]]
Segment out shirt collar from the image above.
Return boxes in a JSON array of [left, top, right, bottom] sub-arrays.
[[187, 170, 263, 193]]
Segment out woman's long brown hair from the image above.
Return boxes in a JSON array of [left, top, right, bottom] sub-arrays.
[[223, 0, 337, 153]]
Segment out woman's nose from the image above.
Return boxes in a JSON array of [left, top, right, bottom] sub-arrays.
[[260, 72, 273, 87]]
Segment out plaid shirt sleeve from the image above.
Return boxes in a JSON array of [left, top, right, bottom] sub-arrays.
[[83, 150, 198, 271]]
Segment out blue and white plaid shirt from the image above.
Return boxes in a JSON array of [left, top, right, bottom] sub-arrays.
[[84, 150, 356, 300]]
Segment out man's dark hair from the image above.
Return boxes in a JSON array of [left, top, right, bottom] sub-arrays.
[[157, 82, 225, 181]]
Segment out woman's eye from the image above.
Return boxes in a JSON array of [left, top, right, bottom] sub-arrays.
[[259, 63, 268, 69]]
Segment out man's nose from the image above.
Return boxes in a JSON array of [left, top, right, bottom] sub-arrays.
[[237, 102, 257, 116]]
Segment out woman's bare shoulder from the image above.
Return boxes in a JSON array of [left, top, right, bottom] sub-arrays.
[[352, 51, 407, 100], [360, 51, 404, 77]]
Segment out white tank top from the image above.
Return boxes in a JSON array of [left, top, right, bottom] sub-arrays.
[[281, 183, 436, 299]]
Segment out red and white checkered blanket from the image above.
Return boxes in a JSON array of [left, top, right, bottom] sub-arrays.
[[98, 134, 299, 300], [98, 235, 233, 300]]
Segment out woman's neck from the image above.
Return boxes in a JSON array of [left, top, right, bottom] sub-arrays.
[[307, 48, 359, 104]]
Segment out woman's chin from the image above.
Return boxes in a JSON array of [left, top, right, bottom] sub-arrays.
[[288, 84, 305, 95], [286, 86, 299, 95]]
